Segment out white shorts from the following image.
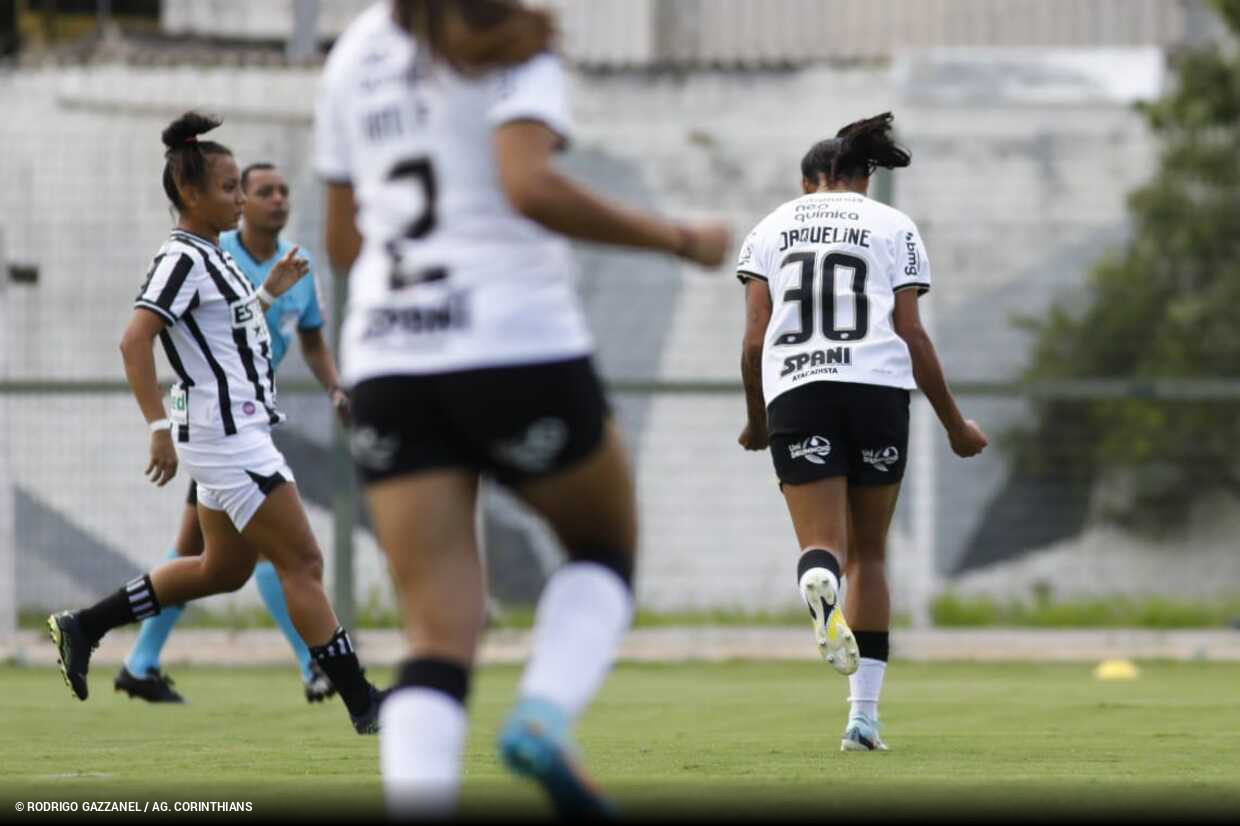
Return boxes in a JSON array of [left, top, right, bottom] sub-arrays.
[[176, 427, 295, 531]]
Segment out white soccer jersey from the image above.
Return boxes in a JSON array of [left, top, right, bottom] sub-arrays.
[[315, 3, 592, 384], [135, 230, 286, 442], [737, 191, 932, 404]]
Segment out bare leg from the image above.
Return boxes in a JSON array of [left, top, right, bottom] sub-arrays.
[[147, 504, 257, 604], [515, 422, 637, 561], [366, 470, 484, 664], [236, 484, 338, 646], [366, 469, 482, 816], [780, 476, 857, 673], [781, 476, 850, 563], [844, 483, 901, 632]]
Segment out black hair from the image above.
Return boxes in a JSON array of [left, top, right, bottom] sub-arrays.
[[161, 111, 232, 212], [800, 112, 911, 186], [240, 162, 277, 192]]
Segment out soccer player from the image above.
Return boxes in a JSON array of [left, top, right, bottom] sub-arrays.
[[316, 0, 728, 815], [114, 162, 348, 705], [736, 113, 988, 751], [48, 112, 384, 735]]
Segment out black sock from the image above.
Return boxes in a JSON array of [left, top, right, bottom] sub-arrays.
[[854, 630, 890, 662], [310, 628, 374, 717], [78, 575, 161, 645], [796, 548, 842, 586], [396, 658, 471, 706]]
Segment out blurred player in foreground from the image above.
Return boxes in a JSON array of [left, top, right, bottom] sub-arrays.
[[317, 0, 728, 816], [49, 113, 384, 735], [115, 162, 349, 705], [737, 113, 988, 751]]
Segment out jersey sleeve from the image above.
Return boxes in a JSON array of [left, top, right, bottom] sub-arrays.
[[892, 219, 932, 295], [314, 58, 353, 184], [487, 53, 572, 147], [298, 254, 326, 332], [736, 221, 773, 285], [134, 253, 200, 324]]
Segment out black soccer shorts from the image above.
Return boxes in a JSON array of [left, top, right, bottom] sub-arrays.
[[767, 380, 910, 487], [349, 356, 610, 487]]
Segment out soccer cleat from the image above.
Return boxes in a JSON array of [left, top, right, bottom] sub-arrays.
[[304, 661, 337, 704], [841, 715, 888, 752], [499, 697, 616, 819], [47, 611, 95, 701], [351, 686, 386, 735], [798, 567, 859, 675], [114, 666, 186, 703]]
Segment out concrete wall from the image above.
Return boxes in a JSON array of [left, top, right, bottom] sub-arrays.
[[0, 51, 1192, 617]]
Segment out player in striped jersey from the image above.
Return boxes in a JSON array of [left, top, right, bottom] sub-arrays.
[[318, 0, 727, 816], [114, 162, 348, 705], [737, 113, 987, 751], [48, 112, 385, 735]]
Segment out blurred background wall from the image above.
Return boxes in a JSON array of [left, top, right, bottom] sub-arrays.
[[2, 0, 1237, 630]]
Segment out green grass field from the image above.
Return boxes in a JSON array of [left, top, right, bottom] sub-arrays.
[[2, 661, 1239, 819]]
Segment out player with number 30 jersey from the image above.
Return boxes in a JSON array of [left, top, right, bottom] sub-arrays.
[[737, 189, 931, 401], [737, 113, 988, 756]]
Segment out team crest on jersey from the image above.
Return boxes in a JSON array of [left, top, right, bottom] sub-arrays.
[[789, 436, 831, 465], [862, 446, 900, 472]]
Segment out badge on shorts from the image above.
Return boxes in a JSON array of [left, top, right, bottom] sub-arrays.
[[169, 385, 188, 427]]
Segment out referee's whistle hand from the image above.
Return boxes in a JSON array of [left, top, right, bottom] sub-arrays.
[[145, 430, 179, 486], [265, 246, 311, 297]]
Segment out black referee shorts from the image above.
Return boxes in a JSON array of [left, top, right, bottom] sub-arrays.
[[767, 380, 910, 487], [349, 356, 609, 488]]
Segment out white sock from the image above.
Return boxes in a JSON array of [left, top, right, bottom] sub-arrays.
[[380, 687, 467, 820], [848, 657, 887, 721], [519, 561, 635, 720]]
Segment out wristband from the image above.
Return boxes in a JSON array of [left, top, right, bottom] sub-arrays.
[[148, 418, 172, 433], [256, 285, 277, 305]]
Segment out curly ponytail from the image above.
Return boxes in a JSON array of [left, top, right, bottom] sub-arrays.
[[161, 111, 232, 212], [801, 112, 911, 186]]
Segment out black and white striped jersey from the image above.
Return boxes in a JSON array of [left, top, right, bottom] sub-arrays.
[[135, 229, 286, 442]]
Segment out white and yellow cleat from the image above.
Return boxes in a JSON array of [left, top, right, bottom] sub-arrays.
[[798, 567, 859, 675]]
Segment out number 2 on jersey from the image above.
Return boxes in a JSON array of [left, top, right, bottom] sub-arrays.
[[775, 251, 869, 345], [385, 158, 445, 288]]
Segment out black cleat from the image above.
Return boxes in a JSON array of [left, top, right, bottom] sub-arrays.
[[304, 661, 337, 704], [114, 666, 186, 703], [47, 611, 95, 701], [351, 686, 387, 735]]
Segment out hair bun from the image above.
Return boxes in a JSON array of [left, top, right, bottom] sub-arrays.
[[162, 111, 222, 151]]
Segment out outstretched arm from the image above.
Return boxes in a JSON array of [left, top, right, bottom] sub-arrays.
[[494, 121, 729, 267]]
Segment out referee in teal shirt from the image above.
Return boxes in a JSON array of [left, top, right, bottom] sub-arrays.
[[117, 163, 349, 704]]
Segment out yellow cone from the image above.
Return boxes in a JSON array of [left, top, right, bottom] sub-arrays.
[[1094, 659, 1140, 680]]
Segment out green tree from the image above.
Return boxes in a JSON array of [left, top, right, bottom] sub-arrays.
[[1013, 0, 1240, 532]]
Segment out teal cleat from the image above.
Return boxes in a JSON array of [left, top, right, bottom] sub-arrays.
[[499, 697, 616, 819], [841, 715, 888, 752]]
